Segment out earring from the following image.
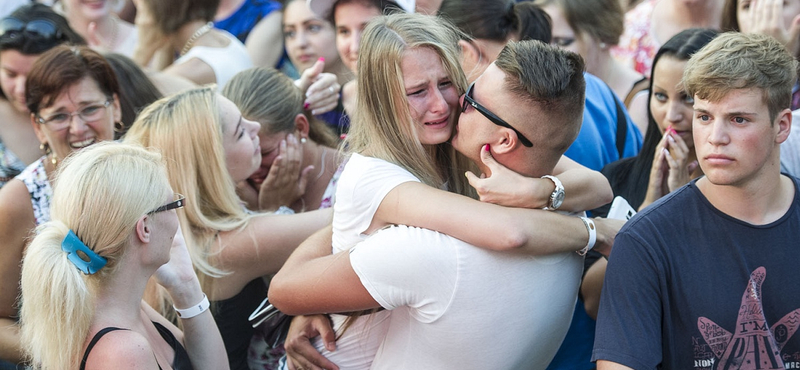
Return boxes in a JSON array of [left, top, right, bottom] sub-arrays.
[[599, 42, 607, 49], [51, 154, 58, 166], [300, 137, 307, 144], [39, 143, 46, 152]]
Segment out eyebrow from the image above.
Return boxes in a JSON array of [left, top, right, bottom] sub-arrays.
[[234, 116, 243, 137]]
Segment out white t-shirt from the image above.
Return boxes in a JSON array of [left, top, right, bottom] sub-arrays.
[[310, 153, 419, 369], [350, 225, 583, 370]]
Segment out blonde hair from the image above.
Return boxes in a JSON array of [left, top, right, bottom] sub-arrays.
[[123, 86, 253, 292], [345, 13, 475, 196], [222, 67, 339, 148], [683, 32, 798, 123], [19, 142, 170, 370]]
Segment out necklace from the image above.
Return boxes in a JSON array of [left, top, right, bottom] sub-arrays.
[[180, 22, 214, 56]]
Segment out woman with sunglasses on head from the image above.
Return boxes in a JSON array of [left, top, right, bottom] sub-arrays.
[[122, 86, 332, 370], [271, 13, 614, 370], [0, 3, 84, 191], [19, 141, 229, 370], [0, 44, 117, 368]]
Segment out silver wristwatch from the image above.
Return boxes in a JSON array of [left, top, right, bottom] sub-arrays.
[[541, 175, 565, 211]]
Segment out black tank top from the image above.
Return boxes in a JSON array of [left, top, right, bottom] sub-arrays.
[[80, 322, 194, 370]]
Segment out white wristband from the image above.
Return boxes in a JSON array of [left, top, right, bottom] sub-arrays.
[[577, 217, 596, 256], [174, 293, 210, 319]]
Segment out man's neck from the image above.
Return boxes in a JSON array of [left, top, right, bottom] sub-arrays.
[[696, 173, 795, 225]]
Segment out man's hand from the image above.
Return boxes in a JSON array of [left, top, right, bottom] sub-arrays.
[[592, 218, 625, 258], [284, 315, 339, 370]]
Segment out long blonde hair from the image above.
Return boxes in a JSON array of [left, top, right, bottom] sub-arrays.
[[19, 142, 170, 370], [344, 13, 475, 196], [123, 86, 253, 292]]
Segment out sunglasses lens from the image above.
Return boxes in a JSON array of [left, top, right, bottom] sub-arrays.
[[24, 20, 57, 40], [0, 18, 25, 38]]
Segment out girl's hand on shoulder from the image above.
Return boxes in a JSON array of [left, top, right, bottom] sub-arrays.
[[465, 144, 545, 209]]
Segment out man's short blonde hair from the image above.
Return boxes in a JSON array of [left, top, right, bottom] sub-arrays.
[[683, 32, 798, 122]]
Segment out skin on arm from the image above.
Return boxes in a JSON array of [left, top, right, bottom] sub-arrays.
[[269, 225, 379, 316], [597, 360, 635, 370], [0, 181, 36, 363], [149, 226, 229, 370], [211, 208, 333, 300], [163, 58, 217, 87], [580, 257, 607, 320], [246, 11, 284, 68], [465, 149, 613, 211], [372, 181, 605, 255]]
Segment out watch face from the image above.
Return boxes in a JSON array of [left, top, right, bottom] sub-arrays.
[[553, 191, 565, 208]]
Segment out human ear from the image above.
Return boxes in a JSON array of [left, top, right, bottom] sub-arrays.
[[135, 216, 152, 244], [294, 114, 310, 138], [775, 108, 793, 144]]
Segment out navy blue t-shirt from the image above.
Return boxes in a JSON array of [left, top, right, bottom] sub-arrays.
[[593, 176, 800, 369]]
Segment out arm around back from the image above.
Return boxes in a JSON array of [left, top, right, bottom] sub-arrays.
[[0, 180, 36, 363]]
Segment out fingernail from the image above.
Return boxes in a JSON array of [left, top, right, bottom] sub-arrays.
[[668, 135, 675, 143], [304, 102, 310, 110], [484, 144, 490, 151], [662, 148, 669, 156], [319, 57, 325, 62]]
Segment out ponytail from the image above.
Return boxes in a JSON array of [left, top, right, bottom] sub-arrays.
[[20, 221, 96, 370]]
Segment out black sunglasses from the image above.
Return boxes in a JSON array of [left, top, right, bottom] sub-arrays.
[[0, 17, 63, 43], [148, 194, 185, 214], [461, 82, 533, 147]]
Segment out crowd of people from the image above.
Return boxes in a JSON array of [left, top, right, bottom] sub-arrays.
[[0, 0, 798, 369]]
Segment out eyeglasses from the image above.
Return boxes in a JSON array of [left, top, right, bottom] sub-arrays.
[[36, 100, 111, 131], [461, 82, 533, 147], [0, 17, 64, 43], [148, 193, 185, 214]]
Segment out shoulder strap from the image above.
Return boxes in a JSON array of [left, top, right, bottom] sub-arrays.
[[607, 84, 629, 159], [624, 76, 650, 107], [80, 327, 127, 370]]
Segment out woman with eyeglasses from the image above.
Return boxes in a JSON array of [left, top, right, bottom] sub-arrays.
[[270, 13, 613, 370], [0, 3, 84, 191], [0, 44, 117, 368], [122, 86, 332, 370], [19, 141, 229, 370]]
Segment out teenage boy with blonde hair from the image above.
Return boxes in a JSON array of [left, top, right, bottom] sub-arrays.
[[593, 32, 800, 370]]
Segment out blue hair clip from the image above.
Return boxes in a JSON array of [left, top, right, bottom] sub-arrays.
[[61, 230, 107, 275]]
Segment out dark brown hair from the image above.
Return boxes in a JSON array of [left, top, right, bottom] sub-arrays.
[[141, 0, 220, 35], [26, 45, 120, 114]]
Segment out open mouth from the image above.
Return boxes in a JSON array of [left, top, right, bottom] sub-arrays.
[[70, 138, 96, 149], [425, 116, 449, 126]]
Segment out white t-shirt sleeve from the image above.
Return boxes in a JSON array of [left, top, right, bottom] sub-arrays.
[[332, 154, 421, 252], [349, 225, 459, 324]]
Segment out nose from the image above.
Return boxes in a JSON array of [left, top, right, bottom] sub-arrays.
[[706, 119, 730, 146], [297, 30, 309, 48], [430, 88, 449, 115], [665, 101, 685, 124], [67, 114, 91, 135], [351, 31, 362, 56], [13, 75, 26, 99]]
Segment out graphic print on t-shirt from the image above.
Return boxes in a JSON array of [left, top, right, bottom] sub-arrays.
[[695, 267, 800, 370]]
